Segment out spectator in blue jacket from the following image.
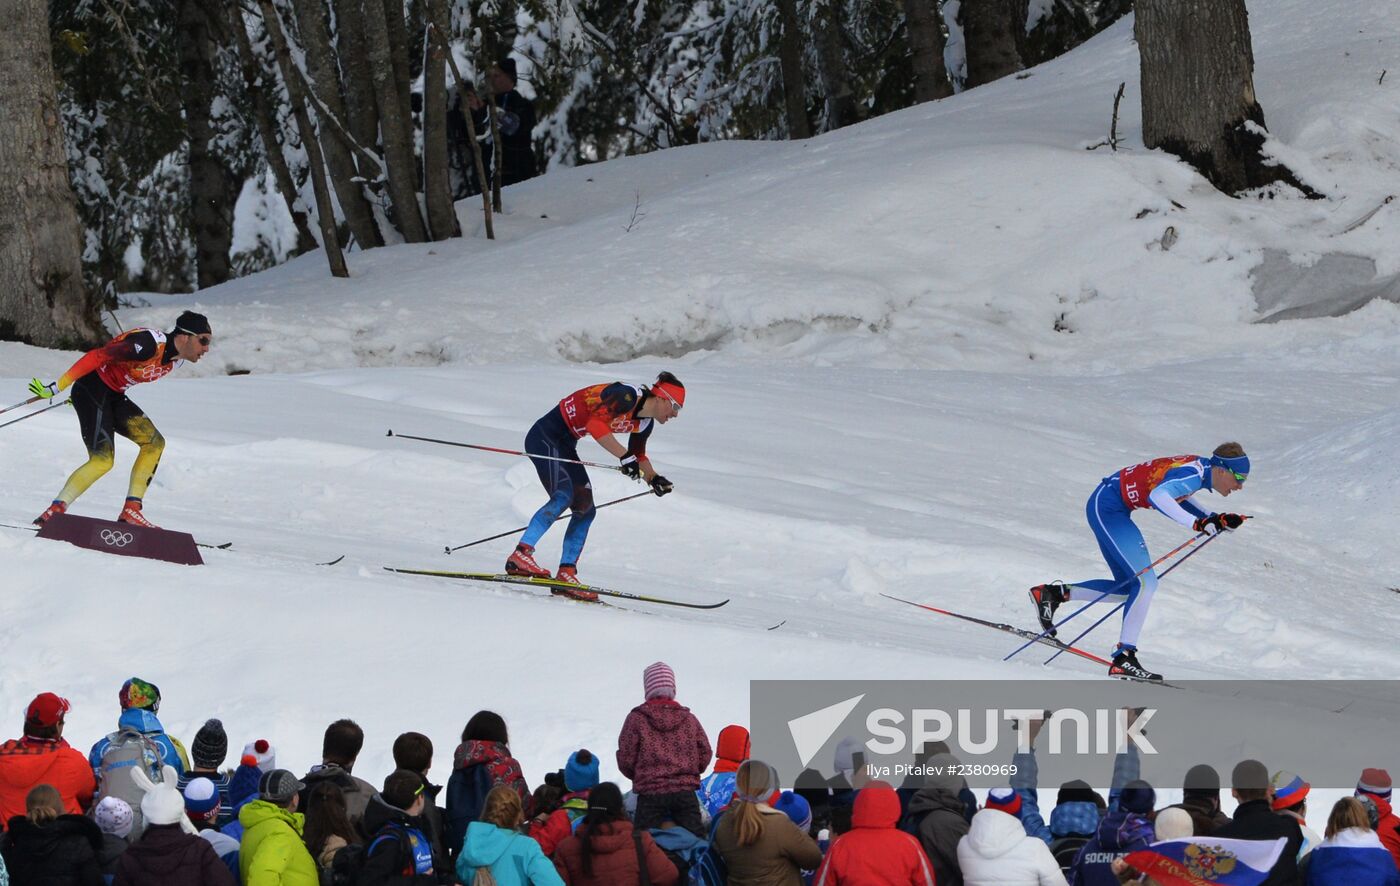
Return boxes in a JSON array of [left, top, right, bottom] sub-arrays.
[[88, 678, 188, 779], [1068, 780, 1155, 886]]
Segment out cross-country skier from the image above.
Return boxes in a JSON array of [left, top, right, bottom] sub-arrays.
[[1027, 442, 1249, 681], [27, 312, 213, 529], [505, 373, 684, 602]]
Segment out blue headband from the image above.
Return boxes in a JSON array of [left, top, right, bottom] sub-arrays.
[[1210, 453, 1250, 477]]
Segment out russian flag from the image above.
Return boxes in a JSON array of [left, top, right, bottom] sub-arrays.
[[1124, 836, 1285, 886]]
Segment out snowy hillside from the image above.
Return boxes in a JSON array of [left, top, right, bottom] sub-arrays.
[[3, 0, 1399, 796]]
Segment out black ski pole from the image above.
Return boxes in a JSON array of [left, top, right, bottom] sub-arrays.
[[0, 398, 70, 431], [387, 429, 624, 472], [445, 490, 655, 554]]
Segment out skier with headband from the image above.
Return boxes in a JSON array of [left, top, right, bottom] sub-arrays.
[[1027, 442, 1250, 681], [505, 372, 684, 601], [27, 311, 213, 529]]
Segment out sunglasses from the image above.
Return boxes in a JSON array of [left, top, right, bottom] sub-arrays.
[[198, 336, 212, 346], [1231, 471, 1247, 483], [658, 391, 682, 412]]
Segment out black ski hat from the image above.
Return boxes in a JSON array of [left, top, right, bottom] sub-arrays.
[[495, 57, 517, 84], [174, 311, 211, 337]]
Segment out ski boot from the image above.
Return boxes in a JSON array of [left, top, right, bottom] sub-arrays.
[[505, 543, 550, 578], [1108, 646, 1162, 682], [1028, 581, 1071, 637], [551, 564, 599, 603], [33, 500, 67, 526], [118, 498, 158, 529]]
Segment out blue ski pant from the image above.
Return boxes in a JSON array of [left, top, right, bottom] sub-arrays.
[[518, 409, 596, 565], [1067, 480, 1158, 649]]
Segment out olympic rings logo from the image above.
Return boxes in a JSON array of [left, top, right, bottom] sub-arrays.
[[100, 529, 135, 548]]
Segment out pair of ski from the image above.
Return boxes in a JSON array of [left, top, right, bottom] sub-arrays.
[[881, 593, 1178, 687], [383, 568, 729, 610]]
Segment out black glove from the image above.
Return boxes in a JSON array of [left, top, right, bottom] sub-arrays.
[[650, 475, 673, 497], [1193, 513, 1245, 535], [619, 455, 642, 480]]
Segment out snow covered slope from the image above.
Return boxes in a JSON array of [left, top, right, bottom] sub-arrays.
[[2, 0, 1399, 791]]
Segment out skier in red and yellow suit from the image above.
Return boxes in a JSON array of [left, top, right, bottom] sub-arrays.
[[27, 311, 212, 528], [504, 372, 685, 600]]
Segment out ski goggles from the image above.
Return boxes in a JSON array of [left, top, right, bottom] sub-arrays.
[[651, 381, 684, 412]]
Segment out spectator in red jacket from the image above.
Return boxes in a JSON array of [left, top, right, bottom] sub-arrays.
[[531, 749, 600, 858], [0, 693, 96, 828], [553, 782, 678, 886], [616, 662, 712, 838], [1356, 768, 1400, 871], [815, 780, 936, 885]]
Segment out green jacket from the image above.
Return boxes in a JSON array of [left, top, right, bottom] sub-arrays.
[[239, 800, 319, 886]]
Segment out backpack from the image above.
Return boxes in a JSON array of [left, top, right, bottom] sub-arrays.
[[445, 764, 494, 854], [649, 826, 726, 886], [95, 727, 165, 837], [1051, 834, 1091, 878], [324, 843, 365, 886]]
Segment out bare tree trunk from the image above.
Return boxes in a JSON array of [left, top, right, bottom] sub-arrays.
[[811, 0, 859, 131], [775, 0, 811, 138], [223, 2, 317, 255], [382, 0, 415, 141], [0, 0, 105, 346], [331, 0, 380, 152], [429, 22, 493, 239], [421, 0, 459, 240], [905, 0, 953, 102], [290, 0, 382, 249], [178, 0, 233, 288], [1137, 0, 1315, 196], [256, 0, 349, 277], [963, 0, 1028, 88], [362, 0, 429, 240]]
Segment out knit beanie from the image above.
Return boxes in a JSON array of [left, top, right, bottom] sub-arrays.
[[1357, 768, 1392, 801], [119, 677, 160, 713], [643, 661, 676, 700], [986, 787, 1022, 816], [1154, 807, 1194, 840], [241, 739, 276, 772], [1271, 770, 1310, 811], [1057, 779, 1099, 806], [192, 719, 228, 771], [1183, 764, 1221, 794], [1231, 759, 1269, 792], [565, 749, 600, 792], [1120, 780, 1156, 815], [183, 777, 221, 821], [833, 736, 861, 775], [94, 796, 134, 838], [774, 791, 812, 832]]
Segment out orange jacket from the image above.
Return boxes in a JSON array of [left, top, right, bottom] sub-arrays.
[[0, 737, 96, 828]]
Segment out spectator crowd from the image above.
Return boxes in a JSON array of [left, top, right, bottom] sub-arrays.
[[0, 667, 1396, 886]]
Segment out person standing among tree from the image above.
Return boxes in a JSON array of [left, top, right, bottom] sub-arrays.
[[505, 372, 684, 601], [1026, 442, 1250, 681], [28, 311, 213, 529], [467, 59, 538, 186]]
